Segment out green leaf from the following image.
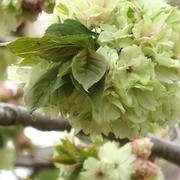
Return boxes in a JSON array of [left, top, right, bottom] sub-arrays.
[[45, 19, 95, 50], [55, 144, 70, 156], [52, 139, 80, 164], [67, 166, 82, 180], [0, 135, 4, 148], [0, 127, 22, 145], [54, 139, 89, 164], [58, 58, 72, 77], [72, 49, 107, 92], [18, 58, 39, 66], [24, 65, 67, 113], [49, 154, 76, 165], [7, 20, 96, 61], [127, 7, 135, 18], [51, 81, 74, 106], [45, 19, 93, 36], [33, 168, 60, 180], [7, 36, 83, 61], [71, 75, 105, 119], [50, 59, 74, 106], [0, 149, 14, 170]]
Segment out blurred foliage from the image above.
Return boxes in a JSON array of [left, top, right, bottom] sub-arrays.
[[0, 82, 24, 104], [0, 79, 31, 170], [0, 126, 34, 169], [32, 168, 60, 180], [0, 126, 22, 147], [166, 0, 180, 7], [0, 126, 21, 169], [0, 47, 17, 81], [0, 148, 14, 169], [0, 0, 55, 38]]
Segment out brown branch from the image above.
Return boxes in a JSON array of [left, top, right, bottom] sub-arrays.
[[15, 147, 54, 169], [0, 103, 180, 165], [15, 156, 54, 169], [148, 134, 180, 165], [168, 124, 180, 143], [0, 103, 71, 131]]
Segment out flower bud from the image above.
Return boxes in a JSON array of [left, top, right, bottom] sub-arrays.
[[132, 138, 153, 159]]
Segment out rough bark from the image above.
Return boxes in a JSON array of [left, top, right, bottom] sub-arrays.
[[0, 103, 71, 131], [148, 134, 180, 165]]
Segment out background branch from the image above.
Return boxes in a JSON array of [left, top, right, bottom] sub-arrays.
[[148, 134, 180, 165], [0, 103, 71, 131], [0, 103, 180, 166], [168, 124, 180, 143], [15, 147, 54, 169]]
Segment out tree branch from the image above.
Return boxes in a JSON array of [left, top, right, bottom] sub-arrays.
[[0, 103, 180, 165], [0, 103, 71, 131], [15, 147, 54, 169], [148, 134, 180, 165], [168, 124, 179, 142]]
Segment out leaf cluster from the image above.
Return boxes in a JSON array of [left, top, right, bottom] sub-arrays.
[[7, 19, 107, 120], [50, 138, 98, 180]]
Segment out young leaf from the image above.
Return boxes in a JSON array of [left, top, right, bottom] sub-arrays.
[[49, 154, 76, 165], [71, 75, 105, 119], [51, 81, 74, 106], [50, 58, 74, 106], [24, 65, 67, 113], [45, 19, 95, 50], [7, 36, 83, 61], [7, 20, 96, 61], [33, 168, 60, 180], [58, 58, 72, 77], [45, 19, 93, 36], [67, 166, 82, 180], [18, 58, 39, 66], [72, 49, 107, 92]]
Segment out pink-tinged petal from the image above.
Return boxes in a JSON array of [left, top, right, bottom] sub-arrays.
[[134, 158, 147, 179], [147, 161, 158, 168], [97, 16, 107, 23], [85, 0, 91, 7], [147, 161, 158, 177], [159, 23, 166, 31], [134, 158, 159, 179], [149, 24, 166, 37], [132, 139, 139, 155], [142, 19, 145, 24], [102, 0, 106, 8], [82, 12, 89, 19], [133, 5, 141, 16], [132, 138, 153, 158], [72, 2, 79, 9], [0, 84, 14, 97]]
